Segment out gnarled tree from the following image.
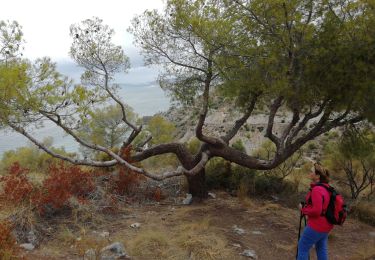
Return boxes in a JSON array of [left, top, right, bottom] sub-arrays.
[[1, 0, 375, 199]]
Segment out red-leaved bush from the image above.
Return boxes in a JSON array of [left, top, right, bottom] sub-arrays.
[[109, 145, 145, 196], [32, 163, 95, 213], [0, 162, 33, 204], [0, 221, 19, 259]]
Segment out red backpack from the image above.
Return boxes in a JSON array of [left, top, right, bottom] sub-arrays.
[[313, 183, 348, 225]]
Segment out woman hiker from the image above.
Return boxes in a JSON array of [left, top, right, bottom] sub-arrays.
[[297, 162, 334, 260]]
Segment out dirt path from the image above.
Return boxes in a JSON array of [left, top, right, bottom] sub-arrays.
[[22, 192, 375, 260]]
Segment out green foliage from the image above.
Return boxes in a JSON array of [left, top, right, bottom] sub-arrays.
[[0, 138, 70, 173], [187, 137, 202, 155], [129, 0, 235, 105], [205, 157, 297, 196], [70, 17, 129, 78], [78, 104, 137, 150], [231, 139, 246, 153], [147, 115, 176, 145], [253, 140, 276, 160], [0, 20, 23, 61], [131, 0, 375, 119], [206, 158, 256, 191], [307, 142, 318, 151]]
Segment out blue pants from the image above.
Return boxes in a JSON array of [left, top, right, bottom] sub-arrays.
[[297, 225, 328, 260]]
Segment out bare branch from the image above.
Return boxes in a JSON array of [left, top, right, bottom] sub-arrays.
[[6, 121, 117, 167], [265, 96, 283, 148], [286, 99, 329, 146], [132, 142, 193, 164], [280, 107, 300, 143], [135, 135, 152, 151], [223, 94, 258, 142], [195, 60, 226, 147]]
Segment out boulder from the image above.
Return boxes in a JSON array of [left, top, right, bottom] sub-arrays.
[[19, 243, 35, 251], [130, 223, 141, 229], [233, 225, 246, 235], [100, 242, 129, 260], [182, 193, 193, 205], [240, 249, 257, 259]]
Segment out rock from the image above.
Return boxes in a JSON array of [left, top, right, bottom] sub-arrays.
[[208, 192, 216, 199], [182, 193, 193, 205], [270, 195, 279, 202], [251, 231, 263, 235], [27, 230, 38, 245], [240, 249, 257, 259], [232, 243, 242, 248], [233, 225, 246, 235], [84, 248, 96, 260], [19, 243, 35, 251], [130, 222, 141, 229], [369, 231, 375, 238], [100, 231, 110, 238], [100, 242, 129, 259]]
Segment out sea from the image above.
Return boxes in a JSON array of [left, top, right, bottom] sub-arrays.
[[0, 82, 171, 158]]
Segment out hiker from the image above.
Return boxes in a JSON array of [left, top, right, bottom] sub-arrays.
[[297, 162, 333, 260]]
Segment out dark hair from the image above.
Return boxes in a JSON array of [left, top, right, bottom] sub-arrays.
[[314, 162, 330, 183]]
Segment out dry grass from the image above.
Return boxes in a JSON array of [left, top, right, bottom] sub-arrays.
[[127, 229, 177, 259], [175, 218, 232, 260], [125, 217, 233, 260]]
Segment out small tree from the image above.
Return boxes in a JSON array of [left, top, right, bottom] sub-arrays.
[[324, 127, 375, 200]]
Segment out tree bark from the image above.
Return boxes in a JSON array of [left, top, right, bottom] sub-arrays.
[[186, 168, 208, 199]]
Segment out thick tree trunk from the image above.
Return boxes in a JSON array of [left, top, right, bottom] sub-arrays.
[[187, 168, 208, 200]]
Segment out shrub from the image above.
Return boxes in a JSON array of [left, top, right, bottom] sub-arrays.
[[109, 166, 144, 196], [206, 159, 255, 191], [231, 139, 246, 153], [0, 140, 70, 173], [205, 158, 231, 189], [0, 162, 33, 204], [307, 142, 318, 150], [32, 163, 95, 214], [0, 221, 19, 260], [187, 137, 201, 155], [351, 201, 375, 226], [109, 145, 145, 196]]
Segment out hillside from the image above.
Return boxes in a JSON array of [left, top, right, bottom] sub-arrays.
[[18, 191, 375, 260]]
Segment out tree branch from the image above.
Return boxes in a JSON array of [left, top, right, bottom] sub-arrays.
[[223, 93, 258, 142], [6, 121, 117, 167], [265, 96, 283, 148], [195, 60, 226, 147]]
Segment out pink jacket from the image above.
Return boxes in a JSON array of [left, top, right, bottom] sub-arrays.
[[301, 183, 334, 233]]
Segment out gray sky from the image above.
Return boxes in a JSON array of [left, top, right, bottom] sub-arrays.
[[0, 0, 163, 61]]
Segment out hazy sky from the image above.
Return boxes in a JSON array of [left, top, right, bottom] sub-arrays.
[[0, 0, 163, 61]]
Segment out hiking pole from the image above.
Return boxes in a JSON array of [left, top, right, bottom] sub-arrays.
[[296, 210, 304, 259], [303, 214, 310, 260], [296, 202, 311, 260]]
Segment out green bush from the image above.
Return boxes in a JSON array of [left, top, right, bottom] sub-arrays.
[[205, 158, 255, 191], [351, 201, 375, 226], [231, 139, 246, 153], [307, 142, 318, 150], [0, 141, 70, 173], [205, 158, 298, 197]]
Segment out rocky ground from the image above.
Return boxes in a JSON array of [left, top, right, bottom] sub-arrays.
[[19, 191, 375, 260]]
